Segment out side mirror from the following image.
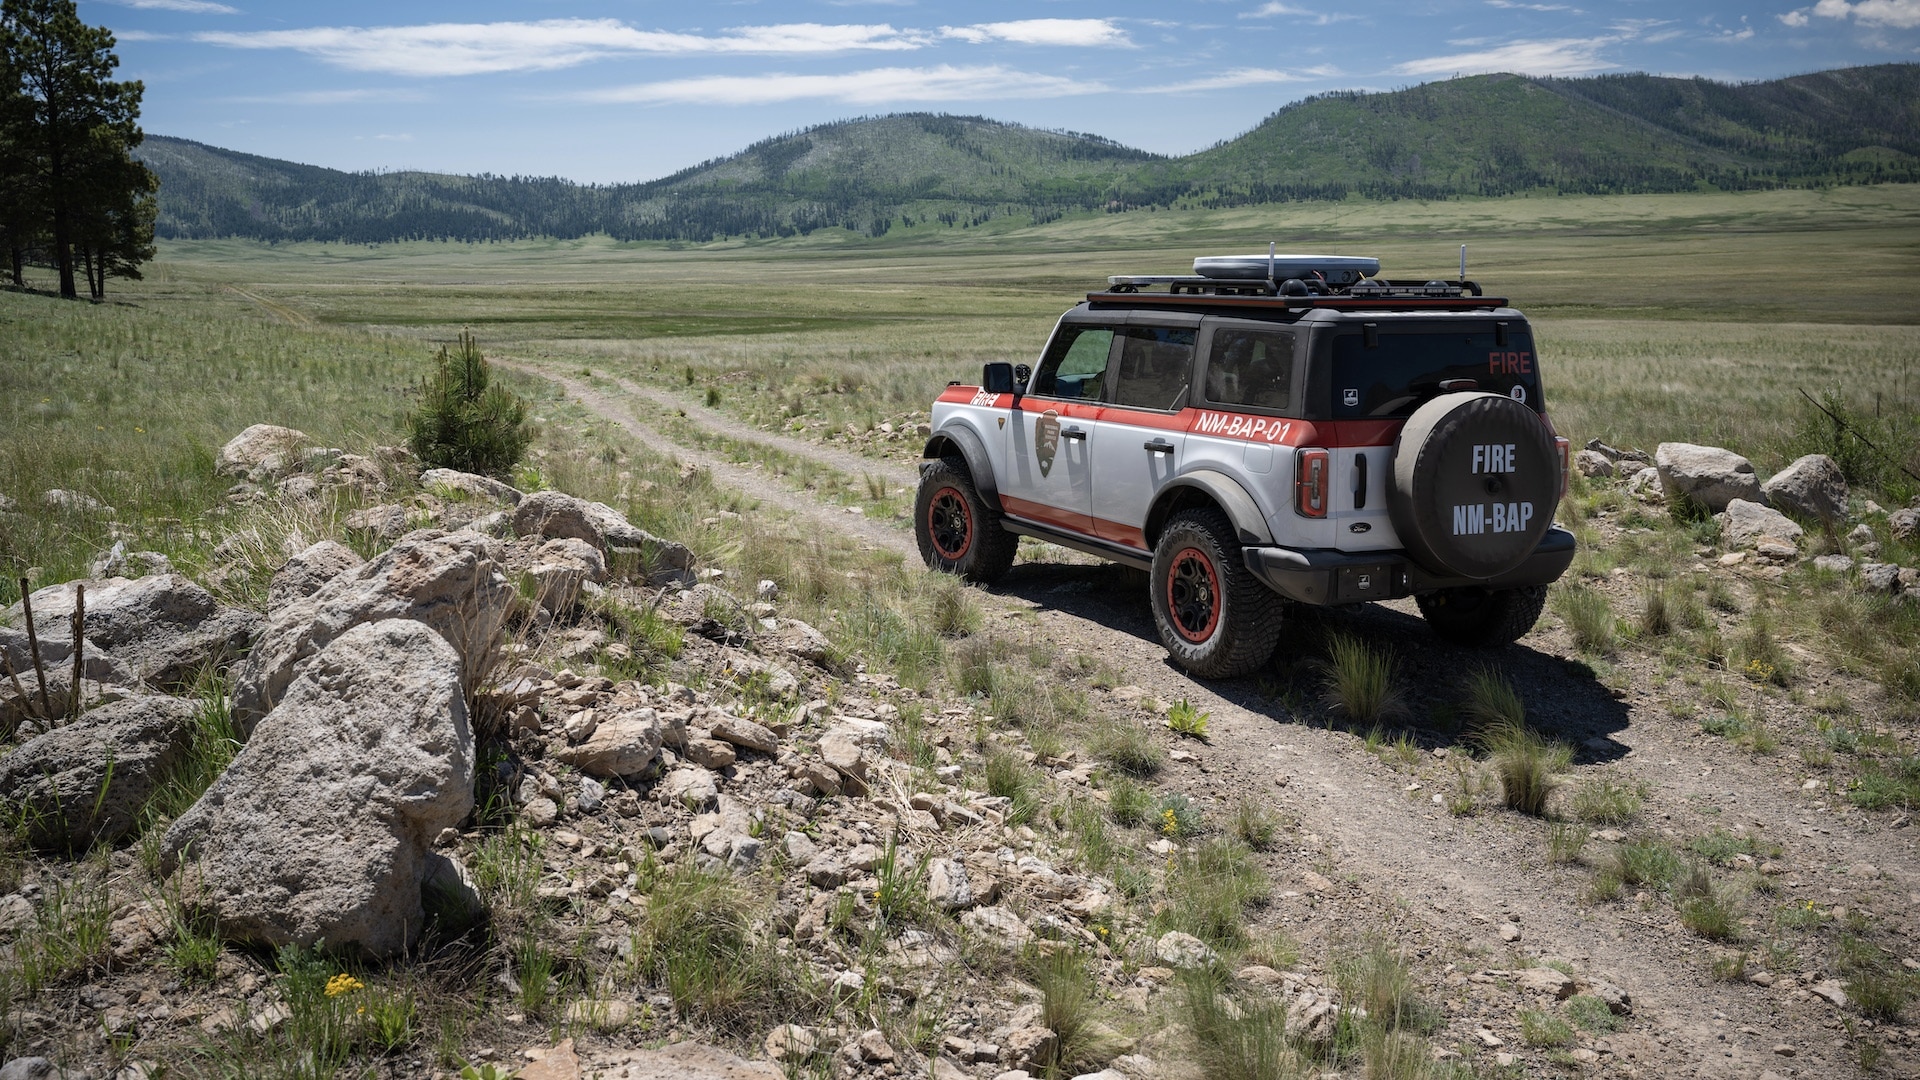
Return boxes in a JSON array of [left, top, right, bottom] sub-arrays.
[[981, 362, 1016, 395]]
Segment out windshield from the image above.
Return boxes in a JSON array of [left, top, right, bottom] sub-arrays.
[[1330, 323, 1541, 419]]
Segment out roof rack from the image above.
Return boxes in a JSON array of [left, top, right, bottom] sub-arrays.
[[1093, 251, 1507, 312], [1092, 279, 1506, 313]]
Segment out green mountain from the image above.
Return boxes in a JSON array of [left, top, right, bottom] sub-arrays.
[[139, 65, 1920, 243], [1130, 65, 1920, 206]]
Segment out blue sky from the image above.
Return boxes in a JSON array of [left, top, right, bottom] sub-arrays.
[[91, 1, 1920, 184]]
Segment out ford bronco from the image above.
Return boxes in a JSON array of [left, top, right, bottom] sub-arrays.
[[915, 252, 1576, 677]]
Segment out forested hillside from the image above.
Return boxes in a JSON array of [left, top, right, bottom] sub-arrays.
[[139, 65, 1920, 244]]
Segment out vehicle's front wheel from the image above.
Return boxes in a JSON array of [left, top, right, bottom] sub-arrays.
[[1150, 508, 1284, 678], [914, 457, 1017, 583], [1414, 585, 1548, 646]]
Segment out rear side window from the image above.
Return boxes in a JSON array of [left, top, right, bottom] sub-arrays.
[[1112, 327, 1196, 411], [1330, 325, 1540, 418], [1205, 328, 1295, 411], [1031, 325, 1115, 401]]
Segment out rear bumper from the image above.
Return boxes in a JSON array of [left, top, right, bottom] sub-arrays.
[[1242, 527, 1577, 606]]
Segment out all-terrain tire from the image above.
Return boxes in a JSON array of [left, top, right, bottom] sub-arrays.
[[1414, 585, 1549, 646], [914, 456, 1017, 584], [1150, 508, 1285, 678]]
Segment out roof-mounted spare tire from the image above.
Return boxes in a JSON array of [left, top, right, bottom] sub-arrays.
[[1388, 392, 1558, 580]]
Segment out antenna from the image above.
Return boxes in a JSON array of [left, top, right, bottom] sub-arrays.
[[1459, 244, 1468, 282]]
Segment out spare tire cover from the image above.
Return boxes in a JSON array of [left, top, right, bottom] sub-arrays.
[[1388, 392, 1558, 579]]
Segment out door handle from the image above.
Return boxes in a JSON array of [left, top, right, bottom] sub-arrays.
[[1061, 427, 1088, 441], [1144, 439, 1175, 454], [1354, 452, 1368, 509]]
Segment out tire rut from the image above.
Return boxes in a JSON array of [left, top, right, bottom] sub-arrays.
[[506, 361, 1913, 1077], [498, 360, 914, 560]]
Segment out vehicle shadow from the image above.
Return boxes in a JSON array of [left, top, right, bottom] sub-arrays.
[[992, 559, 1631, 763]]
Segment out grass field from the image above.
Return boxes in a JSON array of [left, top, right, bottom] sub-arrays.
[[3, 183, 1919, 1076], [6, 184, 1918, 607]]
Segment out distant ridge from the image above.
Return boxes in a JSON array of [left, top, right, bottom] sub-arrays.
[[140, 65, 1920, 244]]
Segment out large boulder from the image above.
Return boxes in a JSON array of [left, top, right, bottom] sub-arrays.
[[160, 620, 474, 957], [1761, 454, 1848, 523], [511, 490, 693, 582], [216, 424, 309, 481], [268, 540, 365, 611], [1656, 443, 1762, 513], [229, 531, 511, 732], [0, 694, 199, 850], [1717, 499, 1805, 550], [6, 575, 259, 690], [421, 468, 522, 506]]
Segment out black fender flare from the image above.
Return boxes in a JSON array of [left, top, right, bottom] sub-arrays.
[[1145, 469, 1275, 549], [922, 425, 999, 506]]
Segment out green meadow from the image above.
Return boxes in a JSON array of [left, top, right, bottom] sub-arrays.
[[5, 183, 1919, 603]]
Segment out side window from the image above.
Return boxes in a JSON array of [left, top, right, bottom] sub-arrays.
[[1204, 328, 1295, 411], [1030, 326, 1116, 401], [1111, 327, 1197, 411]]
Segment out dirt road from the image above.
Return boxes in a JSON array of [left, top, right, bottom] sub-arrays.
[[515, 359, 1918, 1078]]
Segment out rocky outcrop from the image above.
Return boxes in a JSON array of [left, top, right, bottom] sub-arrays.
[[1573, 449, 1614, 478], [9, 575, 259, 690], [216, 424, 308, 481], [0, 694, 199, 850], [1717, 499, 1805, 551], [511, 489, 694, 582], [1656, 442, 1762, 513], [161, 620, 474, 957], [229, 531, 510, 732], [420, 468, 523, 506], [268, 540, 365, 610], [1761, 454, 1848, 522]]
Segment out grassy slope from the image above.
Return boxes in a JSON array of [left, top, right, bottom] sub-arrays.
[[138, 67, 1920, 243]]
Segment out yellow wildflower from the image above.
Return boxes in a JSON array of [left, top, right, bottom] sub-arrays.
[[324, 973, 364, 997]]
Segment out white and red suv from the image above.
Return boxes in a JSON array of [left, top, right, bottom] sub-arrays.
[[914, 253, 1576, 677]]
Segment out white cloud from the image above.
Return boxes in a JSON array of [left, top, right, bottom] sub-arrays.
[[578, 65, 1105, 106], [938, 20, 1131, 47], [1239, 3, 1354, 25], [1812, 0, 1920, 28], [106, 0, 239, 13], [1485, 1, 1582, 11], [1392, 37, 1621, 77], [196, 20, 933, 77], [1139, 66, 1337, 93], [1779, 9, 1812, 26]]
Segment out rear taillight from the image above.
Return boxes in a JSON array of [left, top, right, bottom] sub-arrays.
[[1554, 436, 1571, 500], [1295, 448, 1329, 518]]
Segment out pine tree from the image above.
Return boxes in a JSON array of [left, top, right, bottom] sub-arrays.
[[1, 0, 152, 298], [405, 333, 533, 479]]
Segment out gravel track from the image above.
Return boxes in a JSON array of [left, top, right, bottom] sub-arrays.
[[512, 359, 1918, 1078]]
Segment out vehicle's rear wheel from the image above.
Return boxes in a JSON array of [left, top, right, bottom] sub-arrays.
[[914, 457, 1017, 583], [1414, 585, 1548, 646], [1150, 508, 1284, 678]]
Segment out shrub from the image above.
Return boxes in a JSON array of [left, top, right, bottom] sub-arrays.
[[1158, 840, 1269, 949], [1321, 634, 1408, 725], [1552, 584, 1616, 653], [1106, 776, 1156, 828], [1481, 722, 1571, 816], [1089, 717, 1164, 777], [1570, 777, 1644, 825], [405, 332, 532, 478]]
